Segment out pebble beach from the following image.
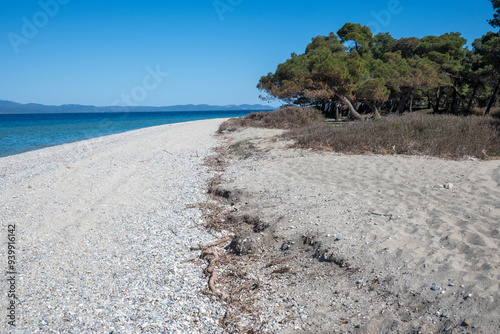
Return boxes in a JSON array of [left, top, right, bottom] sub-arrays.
[[0, 119, 228, 333]]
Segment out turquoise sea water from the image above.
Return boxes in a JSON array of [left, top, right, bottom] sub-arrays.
[[0, 111, 253, 157]]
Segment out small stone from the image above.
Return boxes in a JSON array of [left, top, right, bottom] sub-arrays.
[[442, 312, 450, 318], [462, 319, 471, 326], [431, 285, 440, 291], [443, 325, 451, 332], [335, 236, 342, 241], [444, 183, 453, 189], [448, 283, 455, 286]]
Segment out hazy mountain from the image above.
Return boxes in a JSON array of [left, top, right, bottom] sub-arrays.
[[0, 100, 276, 114]]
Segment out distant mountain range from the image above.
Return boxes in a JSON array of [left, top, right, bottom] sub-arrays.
[[0, 100, 276, 114]]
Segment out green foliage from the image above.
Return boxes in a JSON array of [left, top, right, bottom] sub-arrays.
[[489, 0, 500, 28], [392, 37, 421, 58], [371, 33, 396, 59], [258, 20, 500, 118], [305, 33, 345, 54], [337, 23, 373, 53], [355, 78, 390, 103]]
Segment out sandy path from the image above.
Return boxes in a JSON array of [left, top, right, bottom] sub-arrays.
[[1, 119, 227, 333]]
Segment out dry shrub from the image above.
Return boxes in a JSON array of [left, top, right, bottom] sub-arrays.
[[218, 106, 324, 132], [284, 114, 500, 160]]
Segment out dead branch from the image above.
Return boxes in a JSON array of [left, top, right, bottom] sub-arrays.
[[181, 256, 199, 263], [208, 271, 222, 297], [231, 279, 260, 298], [191, 236, 232, 251], [264, 256, 292, 268], [201, 249, 223, 297], [271, 267, 291, 275]]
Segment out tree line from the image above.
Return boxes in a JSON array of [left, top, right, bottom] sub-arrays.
[[258, 0, 500, 120]]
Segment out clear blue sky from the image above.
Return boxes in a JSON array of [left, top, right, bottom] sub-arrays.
[[0, 0, 495, 107]]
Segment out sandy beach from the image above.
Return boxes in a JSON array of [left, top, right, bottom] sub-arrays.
[[0, 119, 229, 333], [210, 127, 500, 333]]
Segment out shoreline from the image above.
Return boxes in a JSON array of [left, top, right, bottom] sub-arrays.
[[0, 119, 229, 188], [0, 117, 232, 161], [0, 118, 229, 333]]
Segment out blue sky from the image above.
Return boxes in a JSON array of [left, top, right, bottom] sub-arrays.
[[0, 0, 495, 107]]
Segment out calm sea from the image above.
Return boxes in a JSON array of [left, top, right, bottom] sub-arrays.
[[0, 111, 253, 157]]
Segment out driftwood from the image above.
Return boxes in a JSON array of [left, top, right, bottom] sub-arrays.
[[191, 236, 231, 251], [230, 279, 260, 298], [202, 249, 223, 297], [196, 236, 233, 297]]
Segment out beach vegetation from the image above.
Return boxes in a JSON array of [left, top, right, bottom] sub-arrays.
[[228, 140, 258, 159], [218, 106, 323, 133], [283, 114, 500, 159], [219, 106, 500, 160]]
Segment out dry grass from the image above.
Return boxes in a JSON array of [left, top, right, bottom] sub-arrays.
[[284, 114, 500, 160], [218, 106, 324, 133]]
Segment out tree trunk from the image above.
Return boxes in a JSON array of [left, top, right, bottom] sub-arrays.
[[485, 82, 500, 116], [373, 104, 382, 118], [396, 90, 412, 114], [426, 94, 434, 110], [450, 87, 458, 114], [338, 95, 364, 121], [434, 87, 441, 113], [335, 104, 340, 121], [467, 84, 478, 112]]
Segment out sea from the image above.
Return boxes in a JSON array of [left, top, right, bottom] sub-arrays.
[[0, 110, 254, 157]]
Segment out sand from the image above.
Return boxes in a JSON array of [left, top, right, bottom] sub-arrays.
[[212, 127, 500, 333]]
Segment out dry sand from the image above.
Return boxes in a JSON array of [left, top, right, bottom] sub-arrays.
[[211, 127, 500, 333]]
